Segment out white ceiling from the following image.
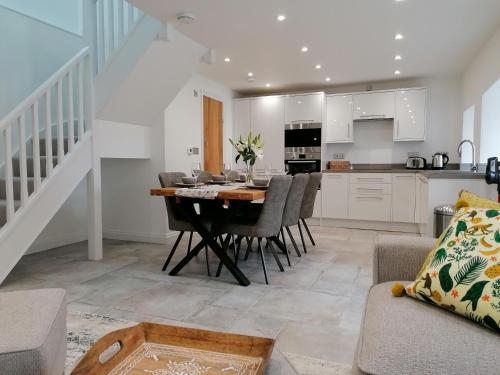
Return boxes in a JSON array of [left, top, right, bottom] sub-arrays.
[[130, 0, 500, 94]]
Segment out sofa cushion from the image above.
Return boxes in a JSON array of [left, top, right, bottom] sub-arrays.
[[407, 207, 500, 332], [357, 282, 500, 375], [0, 288, 67, 375]]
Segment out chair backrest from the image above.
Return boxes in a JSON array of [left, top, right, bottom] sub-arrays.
[[227, 170, 240, 182], [300, 172, 322, 219], [158, 172, 187, 230], [254, 175, 292, 237], [198, 171, 213, 183], [282, 173, 310, 227]]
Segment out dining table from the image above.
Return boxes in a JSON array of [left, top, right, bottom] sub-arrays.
[[150, 182, 281, 286]]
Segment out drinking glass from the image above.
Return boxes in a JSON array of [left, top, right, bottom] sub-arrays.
[[191, 162, 202, 187], [222, 163, 232, 181], [265, 163, 272, 179]]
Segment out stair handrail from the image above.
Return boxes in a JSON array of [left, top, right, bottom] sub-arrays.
[[0, 46, 91, 226], [0, 47, 89, 131]]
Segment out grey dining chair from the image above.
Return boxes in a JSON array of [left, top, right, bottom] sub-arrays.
[[299, 172, 322, 250], [197, 171, 213, 184], [158, 172, 211, 274], [217, 175, 292, 284], [279, 174, 310, 262]]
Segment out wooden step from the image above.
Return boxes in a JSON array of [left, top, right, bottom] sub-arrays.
[[0, 178, 35, 200]]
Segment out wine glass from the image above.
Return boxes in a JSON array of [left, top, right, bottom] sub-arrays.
[[222, 163, 232, 182], [265, 162, 272, 179], [191, 162, 202, 187]]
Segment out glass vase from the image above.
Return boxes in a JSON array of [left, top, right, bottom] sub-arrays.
[[245, 163, 254, 184]]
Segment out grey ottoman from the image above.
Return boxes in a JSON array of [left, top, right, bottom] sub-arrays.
[[0, 289, 66, 375]]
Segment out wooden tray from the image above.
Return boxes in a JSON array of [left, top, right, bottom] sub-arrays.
[[71, 322, 275, 375]]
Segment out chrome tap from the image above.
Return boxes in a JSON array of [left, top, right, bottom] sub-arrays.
[[458, 139, 478, 172]]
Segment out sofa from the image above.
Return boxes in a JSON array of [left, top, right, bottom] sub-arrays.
[[353, 236, 500, 375]]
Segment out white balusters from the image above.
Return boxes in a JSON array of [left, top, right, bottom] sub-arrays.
[[45, 90, 53, 176], [31, 100, 42, 189], [78, 61, 85, 139], [17, 114, 28, 205], [3, 125, 15, 221], [67, 70, 75, 152], [94, 0, 144, 74], [0, 47, 90, 228]]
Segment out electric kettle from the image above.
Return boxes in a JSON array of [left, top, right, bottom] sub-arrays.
[[432, 152, 449, 170]]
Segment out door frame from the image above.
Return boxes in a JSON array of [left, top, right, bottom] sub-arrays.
[[200, 90, 231, 168]]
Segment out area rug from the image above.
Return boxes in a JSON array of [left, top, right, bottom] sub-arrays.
[[66, 311, 351, 375]]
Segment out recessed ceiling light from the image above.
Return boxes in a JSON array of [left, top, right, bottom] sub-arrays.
[[394, 70, 401, 75], [224, 57, 231, 62], [301, 46, 308, 52], [265, 83, 271, 87], [325, 77, 331, 82], [315, 64, 321, 69], [276, 14, 286, 21], [395, 33, 404, 40], [394, 54, 402, 60], [247, 72, 254, 77]]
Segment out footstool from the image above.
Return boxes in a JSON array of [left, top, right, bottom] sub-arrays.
[[0, 288, 67, 375]]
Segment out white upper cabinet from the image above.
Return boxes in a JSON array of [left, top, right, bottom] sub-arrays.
[[325, 94, 353, 143], [352, 91, 395, 120], [232, 99, 251, 140], [285, 93, 324, 124], [394, 88, 427, 141], [250, 96, 285, 172]]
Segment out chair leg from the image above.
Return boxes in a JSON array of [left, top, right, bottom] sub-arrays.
[[244, 237, 254, 260], [301, 218, 316, 246], [187, 231, 193, 254], [257, 238, 269, 284], [267, 237, 284, 272], [285, 226, 302, 257], [297, 221, 308, 254], [231, 234, 238, 260], [280, 228, 290, 255], [216, 234, 231, 277], [205, 245, 211, 276], [235, 236, 243, 266], [162, 231, 184, 271]]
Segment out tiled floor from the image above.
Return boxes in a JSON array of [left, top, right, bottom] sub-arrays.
[[1, 225, 417, 370]]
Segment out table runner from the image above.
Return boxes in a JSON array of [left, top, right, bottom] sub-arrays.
[[175, 184, 242, 199]]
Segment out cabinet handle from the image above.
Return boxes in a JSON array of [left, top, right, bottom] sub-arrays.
[[347, 123, 350, 138], [327, 174, 343, 178], [396, 119, 400, 138], [355, 178, 385, 182], [356, 188, 384, 191], [355, 196, 384, 200], [359, 114, 386, 118], [395, 175, 413, 179]]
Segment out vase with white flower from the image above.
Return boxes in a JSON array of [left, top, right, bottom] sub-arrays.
[[229, 132, 264, 183]]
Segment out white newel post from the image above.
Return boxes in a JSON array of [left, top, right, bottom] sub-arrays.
[[85, 54, 103, 260]]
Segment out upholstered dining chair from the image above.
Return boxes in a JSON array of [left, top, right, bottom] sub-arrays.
[[158, 172, 211, 274], [279, 173, 310, 262], [217, 175, 292, 284], [299, 172, 322, 251]]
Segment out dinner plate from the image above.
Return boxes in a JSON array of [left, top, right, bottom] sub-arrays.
[[245, 183, 268, 189], [207, 180, 228, 185], [176, 182, 202, 187]]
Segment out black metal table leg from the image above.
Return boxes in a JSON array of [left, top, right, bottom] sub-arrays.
[[168, 198, 251, 286]]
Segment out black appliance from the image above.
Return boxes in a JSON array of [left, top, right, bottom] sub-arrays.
[[284, 123, 321, 175], [485, 157, 500, 202]]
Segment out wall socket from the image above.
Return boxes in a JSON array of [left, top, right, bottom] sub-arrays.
[[332, 153, 345, 160], [187, 147, 200, 155], [408, 152, 420, 157]]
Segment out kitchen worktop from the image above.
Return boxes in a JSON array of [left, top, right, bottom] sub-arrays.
[[322, 163, 487, 179]]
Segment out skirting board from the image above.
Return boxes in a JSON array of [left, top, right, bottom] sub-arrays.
[[320, 218, 421, 234], [103, 229, 177, 244], [27, 232, 88, 254]]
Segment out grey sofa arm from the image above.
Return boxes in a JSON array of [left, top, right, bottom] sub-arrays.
[[373, 235, 436, 284]]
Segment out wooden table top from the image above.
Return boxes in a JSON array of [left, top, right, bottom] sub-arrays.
[[150, 187, 266, 201]]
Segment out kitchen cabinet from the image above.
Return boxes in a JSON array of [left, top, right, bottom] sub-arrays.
[[349, 173, 392, 221], [325, 95, 353, 143], [321, 174, 349, 219], [250, 96, 285, 172], [352, 91, 395, 120], [233, 99, 251, 140], [394, 88, 426, 141], [415, 174, 428, 224], [285, 93, 323, 124], [392, 174, 416, 223]]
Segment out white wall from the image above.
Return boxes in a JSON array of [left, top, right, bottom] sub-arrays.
[[0, 6, 85, 119], [322, 77, 462, 165], [164, 73, 235, 174], [462, 25, 500, 161]]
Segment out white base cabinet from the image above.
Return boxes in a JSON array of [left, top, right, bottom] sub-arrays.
[[392, 174, 416, 223], [321, 174, 349, 219]]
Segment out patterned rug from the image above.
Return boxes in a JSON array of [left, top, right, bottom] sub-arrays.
[[66, 311, 351, 375]]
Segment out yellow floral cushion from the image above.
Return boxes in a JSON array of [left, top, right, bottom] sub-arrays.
[[455, 190, 500, 210], [406, 207, 500, 332]]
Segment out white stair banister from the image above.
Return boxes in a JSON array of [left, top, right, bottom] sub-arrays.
[[107, 0, 114, 59], [67, 69, 75, 152], [44, 90, 53, 176], [31, 100, 42, 190], [56, 79, 64, 164], [3, 125, 15, 222], [78, 62, 85, 140], [17, 113, 29, 205]]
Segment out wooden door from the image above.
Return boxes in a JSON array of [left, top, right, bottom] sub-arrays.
[[203, 96, 223, 174]]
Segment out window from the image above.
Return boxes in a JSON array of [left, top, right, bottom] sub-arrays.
[[461, 106, 475, 163], [480, 78, 500, 162]]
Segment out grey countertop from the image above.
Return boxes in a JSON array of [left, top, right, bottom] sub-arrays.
[[322, 163, 487, 179]]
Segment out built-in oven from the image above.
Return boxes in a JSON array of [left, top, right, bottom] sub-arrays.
[[284, 122, 322, 175]]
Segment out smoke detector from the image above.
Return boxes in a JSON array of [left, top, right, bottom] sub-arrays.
[[176, 12, 196, 24]]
